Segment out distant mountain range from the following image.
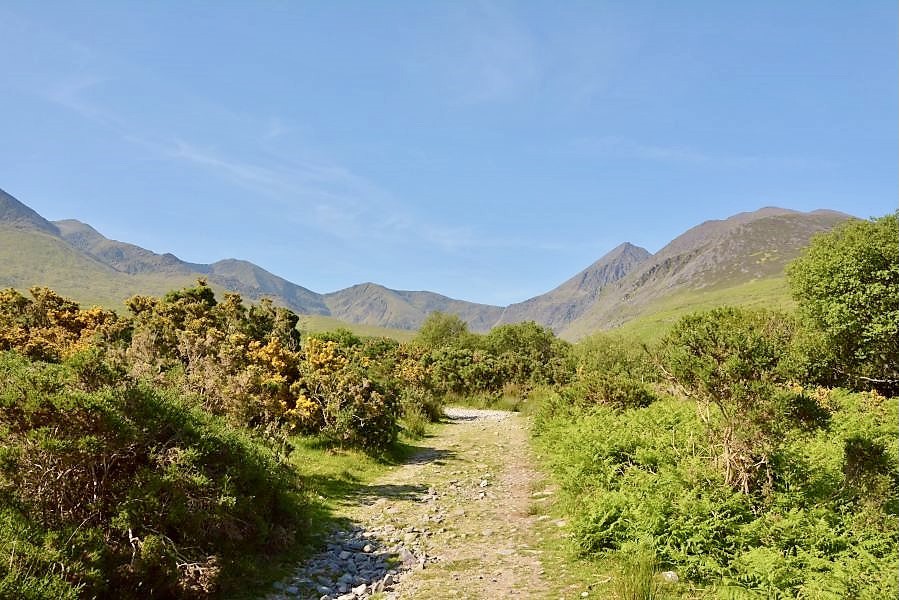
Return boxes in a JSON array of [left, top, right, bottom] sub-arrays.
[[0, 187, 852, 339]]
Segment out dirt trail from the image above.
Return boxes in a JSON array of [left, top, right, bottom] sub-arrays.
[[267, 407, 557, 600]]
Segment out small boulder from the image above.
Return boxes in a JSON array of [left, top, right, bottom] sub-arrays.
[[661, 570, 679, 583]]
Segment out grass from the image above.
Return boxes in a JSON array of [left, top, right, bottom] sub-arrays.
[[609, 277, 793, 342], [615, 543, 665, 600], [297, 314, 416, 342], [0, 227, 199, 309]]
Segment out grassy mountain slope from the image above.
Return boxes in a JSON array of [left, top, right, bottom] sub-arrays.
[[56, 219, 330, 315], [494, 242, 651, 331], [0, 188, 60, 235], [610, 277, 794, 342], [561, 208, 852, 339], [0, 226, 197, 308], [324, 283, 504, 333], [296, 314, 416, 342], [55, 219, 203, 274]]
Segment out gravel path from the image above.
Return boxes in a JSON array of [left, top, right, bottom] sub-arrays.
[[264, 408, 552, 600]]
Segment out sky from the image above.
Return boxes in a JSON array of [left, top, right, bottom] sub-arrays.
[[1, 1, 896, 306]]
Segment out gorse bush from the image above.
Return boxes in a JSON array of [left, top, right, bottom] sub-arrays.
[[123, 282, 402, 450], [291, 338, 399, 450], [658, 307, 809, 494], [0, 352, 304, 598]]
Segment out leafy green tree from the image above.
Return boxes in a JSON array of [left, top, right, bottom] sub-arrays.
[[306, 327, 362, 348], [787, 212, 899, 393], [415, 311, 471, 348], [564, 333, 656, 410], [481, 321, 566, 385]]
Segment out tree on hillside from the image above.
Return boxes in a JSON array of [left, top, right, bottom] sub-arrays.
[[481, 321, 567, 384], [416, 311, 470, 348], [787, 212, 899, 393]]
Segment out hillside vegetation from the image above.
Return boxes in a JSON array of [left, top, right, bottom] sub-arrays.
[[530, 212, 898, 598], [0, 283, 569, 597], [0, 205, 892, 598]]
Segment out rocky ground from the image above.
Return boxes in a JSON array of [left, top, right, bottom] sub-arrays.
[[264, 407, 565, 600]]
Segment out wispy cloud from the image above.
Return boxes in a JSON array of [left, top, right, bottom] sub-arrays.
[[262, 117, 288, 141], [441, 3, 541, 104], [25, 55, 481, 252], [572, 136, 831, 169], [149, 137, 500, 253]]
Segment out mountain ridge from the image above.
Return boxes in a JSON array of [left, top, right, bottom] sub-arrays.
[[559, 208, 853, 338], [493, 242, 651, 331], [0, 187, 854, 336]]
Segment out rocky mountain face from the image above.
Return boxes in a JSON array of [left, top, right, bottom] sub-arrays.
[[0, 188, 60, 235], [0, 187, 853, 336], [494, 242, 651, 331], [559, 208, 852, 337]]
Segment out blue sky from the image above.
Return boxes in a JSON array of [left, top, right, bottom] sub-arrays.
[[1, 1, 896, 305]]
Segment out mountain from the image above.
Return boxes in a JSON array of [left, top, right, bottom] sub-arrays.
[[324, 283, 504, 332], [0, 188, 496, 330], [494, 242, 651, 331], [55, 219, 201, 275], [0, 187, 855, 337], [559, 207, 853, 339], [1, 188, 60, 235], [55, 219, 331, 315], [0, 215, 198, 309], [205, 259, 330, 315]]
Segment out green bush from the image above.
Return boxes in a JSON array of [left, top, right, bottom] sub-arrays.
[[533, 391, 898, 598], [787, 212, 899, 394], [659, 307, 808, 494], [0, 352, 305, 598], [564, 333, 657, 410]]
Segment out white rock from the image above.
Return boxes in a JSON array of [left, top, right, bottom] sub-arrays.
[[661, 570, 679, 583]]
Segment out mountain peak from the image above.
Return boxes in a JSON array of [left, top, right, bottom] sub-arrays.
[[0, 188, 59, 235], [561, 206, 853, 338], [493, 241, 651, 331]]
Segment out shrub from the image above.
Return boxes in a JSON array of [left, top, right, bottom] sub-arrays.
[[787, 212, 899, 394], [532, 390, 899, 598], [292, 339, 399, 451], [659, 307, 810, 493], [564, 334, 657, 410], [0, 352, 305, 598]]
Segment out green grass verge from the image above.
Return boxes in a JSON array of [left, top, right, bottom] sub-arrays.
[[297, 314, 416, 342], [610, 277, 793, 342], [231, 431, 427, 598]]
